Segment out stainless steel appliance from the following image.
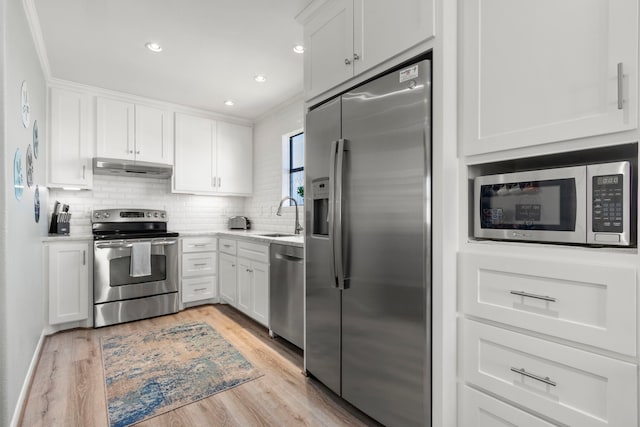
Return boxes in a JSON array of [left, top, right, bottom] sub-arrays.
[[92, 208, 179, 327], [474, 161, 634, 246], [305, 58, 431, 426], [228, 216, 251, 230], [269, 243, 304, 349], [93, 157, 173, 179]]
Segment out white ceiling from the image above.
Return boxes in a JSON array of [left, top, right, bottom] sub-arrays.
[[32, 0, 309, 121]]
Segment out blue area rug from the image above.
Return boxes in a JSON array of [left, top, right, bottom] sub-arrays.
[[101, 322, 262, 427]]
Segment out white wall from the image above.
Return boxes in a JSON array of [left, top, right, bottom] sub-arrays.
[[49, 175, 245, 235], [2, 0, 50, 423], [245, 96, 305, 232]]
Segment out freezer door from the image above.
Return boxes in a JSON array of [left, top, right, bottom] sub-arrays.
[[340, 60, 431, 426], [304, 97, 342, 394]]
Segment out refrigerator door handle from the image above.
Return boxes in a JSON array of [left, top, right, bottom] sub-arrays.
[[329, 140, 338, 287], [334, 139, 346, 290]]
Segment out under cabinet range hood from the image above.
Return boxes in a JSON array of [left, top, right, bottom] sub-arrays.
[[93, 158, 173, 179]]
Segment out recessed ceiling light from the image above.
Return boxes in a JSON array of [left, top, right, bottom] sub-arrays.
[[254, 74, 267, 83], [224, 100, 235, 106], [293, 44, 305, 54], [145, 42, 163, 53]]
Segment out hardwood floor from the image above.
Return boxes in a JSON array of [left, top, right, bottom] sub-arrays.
[[20, 305, 380, 426]]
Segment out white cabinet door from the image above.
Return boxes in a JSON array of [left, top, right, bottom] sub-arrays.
[[48, 87, 93, 188], [48, 242, 90, 325], [96, 97, 135, 160], [237, 258, 252, 315], [135, 104, 171, 164], [353, 0, 434, 74], [219, 252, 237, 305], [174, 113, 217, 193], [304, 0, 353, 99], [250, 261, 269, 326], [461, 0, 638, 155], [216, 121, 253, 195]]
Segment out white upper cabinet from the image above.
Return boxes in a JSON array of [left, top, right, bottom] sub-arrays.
[[461, 0, 638, 156], [302, 0, 434, 100], [96, 97, 172, 164], [48, 86, 93, 188], [217, 121, 253, 195], [174, 113, 217, 193], [174, 113, 252, 196]]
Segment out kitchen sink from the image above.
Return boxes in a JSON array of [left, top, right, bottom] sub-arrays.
[[256, 233, 296, 237]]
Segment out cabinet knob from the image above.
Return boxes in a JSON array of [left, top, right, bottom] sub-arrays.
[[353, 53, 360, 61], [344, 58, 351, 65], [136, 150, 140, 155], [129, 150, 134, 154]]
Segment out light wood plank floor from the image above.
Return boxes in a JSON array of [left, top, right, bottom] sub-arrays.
[[20, 305, 380, 426]]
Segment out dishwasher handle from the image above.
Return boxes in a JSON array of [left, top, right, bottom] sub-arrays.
[[274, 252, 304, 263]]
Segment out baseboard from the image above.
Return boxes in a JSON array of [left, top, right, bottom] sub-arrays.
[[10, 329, 46, 427]]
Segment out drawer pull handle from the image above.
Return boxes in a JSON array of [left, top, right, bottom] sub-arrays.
[[194, 287, 208, 292], [510, 367, 557, 387], [510, 290, 556, 303], [193, 263, 208, 267], [192, 244, 208, 247], [223, 244, 231, 248]]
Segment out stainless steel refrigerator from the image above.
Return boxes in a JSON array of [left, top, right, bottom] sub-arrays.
[[304, 58, 431, 426]]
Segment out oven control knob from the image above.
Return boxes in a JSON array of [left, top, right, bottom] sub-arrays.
[[103, 212, 110, 218], [146, 212, 152, 218], [94, 212, 101, 219], [154, 212, 159, 218], [161, 212, 166, 219]]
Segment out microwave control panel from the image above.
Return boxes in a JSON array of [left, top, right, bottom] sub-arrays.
[[592, 174, 624, 232]]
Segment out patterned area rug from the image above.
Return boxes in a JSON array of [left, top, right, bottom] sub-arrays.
[[101, 322, 262, 427]]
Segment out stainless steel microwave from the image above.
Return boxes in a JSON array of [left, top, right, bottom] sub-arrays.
[[474, 161, 634, 246]]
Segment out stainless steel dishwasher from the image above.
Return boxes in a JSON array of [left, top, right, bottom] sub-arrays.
[[269, 243, 304, 349]]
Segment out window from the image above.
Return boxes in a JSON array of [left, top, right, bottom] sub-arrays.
[[282, 130, 304, 206]]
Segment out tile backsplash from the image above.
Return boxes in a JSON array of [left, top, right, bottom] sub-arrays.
[[48, 175, 245, 235]]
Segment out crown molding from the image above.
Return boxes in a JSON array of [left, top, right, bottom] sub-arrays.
[[22, 0, 51, 79]]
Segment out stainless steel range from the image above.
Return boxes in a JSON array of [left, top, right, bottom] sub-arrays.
[[92, 208, 179, 327]]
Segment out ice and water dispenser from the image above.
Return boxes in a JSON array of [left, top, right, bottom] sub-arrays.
[[312, 177, 329, 236]]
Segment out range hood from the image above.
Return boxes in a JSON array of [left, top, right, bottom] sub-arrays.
[[93, 158, 173, 179]]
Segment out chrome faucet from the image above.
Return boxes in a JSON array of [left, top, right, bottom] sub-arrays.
[[276, 196, 303, 235]]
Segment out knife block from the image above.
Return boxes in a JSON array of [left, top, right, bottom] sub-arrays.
[[49, 213, 71, 235]]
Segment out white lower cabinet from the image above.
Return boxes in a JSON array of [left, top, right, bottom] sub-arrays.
[[462, 386, 556, 427], [463, 320, 638, 427], [459, 249, 638, 427], [219, 252, 237, 305], [180, 236, 217, 305], [46, 241, 90, 325], [237, 241, 269, 327], [220, 238, 269, 327]]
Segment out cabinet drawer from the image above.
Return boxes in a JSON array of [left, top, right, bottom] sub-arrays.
[[237, 241, 269, 263], [219, 238, 237, 255], [462, 386, 555, 427], [182, 253, 217, 277], [182, 276, 216, 303], [463, 320, 637, 427], [460, 252, 636, 356], [182, 236, 217, 253]]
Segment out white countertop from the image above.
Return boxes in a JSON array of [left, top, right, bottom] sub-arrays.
[[43, 230, 304, 248]]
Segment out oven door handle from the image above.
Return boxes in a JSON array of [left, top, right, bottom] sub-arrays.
[[95, 240, 177, 249]]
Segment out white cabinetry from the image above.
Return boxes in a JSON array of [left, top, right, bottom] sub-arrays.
[[301, 0, 434, 99], [219, 238, 238, 305], [459, 249, 638, 426], [48, 87, 93, 188], [46, 241, 90, 325], [96, 97, 172, 164], [460, 0, 638, 156], [180, 236, 217, 304], [174, 113, 252, 196], [237, 242, 269, 326]]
